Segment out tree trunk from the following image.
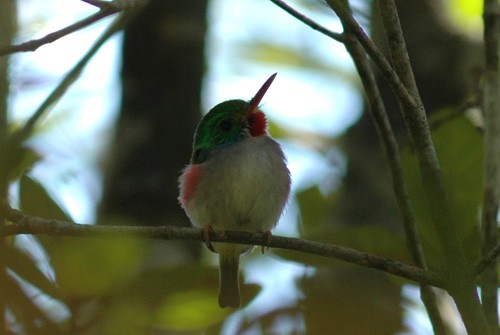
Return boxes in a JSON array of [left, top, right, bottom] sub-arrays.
[[99, 0, 206, 231]]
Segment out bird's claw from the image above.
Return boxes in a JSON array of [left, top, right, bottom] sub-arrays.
[[203, 225, 216, 252], [261, 230, 273, 254]]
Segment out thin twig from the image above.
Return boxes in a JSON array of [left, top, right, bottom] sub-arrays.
[[0, 204, 444, 288], [269, 2, 449, 331], [268, 0, 344, 43], [0, 7, 119, 57], [324, 0, 418, 110], [0, 1, 16, 328], [476, 243, 500, 275], [374, 1, 489, 334], [8, 12, 132, 146], [80, 0, 111, 7], [341, 29, 449, 335], [480, 4, 500, 330]]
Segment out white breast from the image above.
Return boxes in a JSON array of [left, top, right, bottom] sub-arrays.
[[186, 136, 290, 232]]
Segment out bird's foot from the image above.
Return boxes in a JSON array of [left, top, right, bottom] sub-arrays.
[[261, 230, 273, 254], [203, 225, 216, 252]]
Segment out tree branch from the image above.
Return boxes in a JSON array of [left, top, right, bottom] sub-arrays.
[[0, 7, 118, 57], [0, 204, 444, 289], [269, 2, 448, 332], [480, 0, 500, 331], [373, 1, 489, 334], [0, 1, 148, 57], [341, 28, 449, 335], [268, 0, 344, 43], [476, 242, 500, 276], [324, 0, 418, 110], [0, 1, 16, 329], [7, 11, 133, 148]]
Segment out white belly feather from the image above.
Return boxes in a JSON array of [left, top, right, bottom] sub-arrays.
[[186, 136, 290, 232]]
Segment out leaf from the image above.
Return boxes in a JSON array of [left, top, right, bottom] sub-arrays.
[[300, 268, 405, 335], [99, 264, 258, 333], [3, 144, 40, 182], [18, 174, 148, 298], [43, 236, 146, 299], [403, 112, 483, 268], [285, 186, 409, 267], [19, 173, 71, 222], [5, 273, 64, 335], [296, 185, 338, 236], [6, 244, 62, 301], [276, 227, 410, 272], [237, 42, 360, 88]]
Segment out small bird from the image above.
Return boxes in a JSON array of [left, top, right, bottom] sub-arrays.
[[178, 73, 291, 308]]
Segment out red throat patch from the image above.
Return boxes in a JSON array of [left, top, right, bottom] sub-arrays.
[[248, 111, 267, 136]]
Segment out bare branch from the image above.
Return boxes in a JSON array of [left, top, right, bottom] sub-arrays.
[[476, 243, 500, 275], [8, 12, 131, 147], [268, 0, 344, 43], [0, 204, 444, 288], [268, 3, 448, 331], [324, 0, 418, 110], [341, 30, 448, 335], [481, 0, 500, 331], [0, 0, 147, 57], [0, 7, 118, 57], [373, 1, 489, 334], [80, 0, 111, 7]]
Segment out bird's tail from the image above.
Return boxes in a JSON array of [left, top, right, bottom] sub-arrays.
[[218, 249, 241, 308]]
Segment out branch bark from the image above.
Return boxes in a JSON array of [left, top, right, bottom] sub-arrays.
[[0, 1, 16, 329], [0, 6, 118, 56], [0, 1, 149, 57], [0, 204, 444, 288], [8, 11, 133, 148], [481, 0, 500, 331], [373, 1, 489, 334], [341, 28, 448, 335], [268, 1, 463, 333]]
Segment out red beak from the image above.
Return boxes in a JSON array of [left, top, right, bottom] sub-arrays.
[[248, 73, 277, 114]]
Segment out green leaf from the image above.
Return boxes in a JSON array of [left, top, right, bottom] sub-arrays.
[[237, 42, 360, 88], [5, 273, 64, 335], [280, 186, 409, 268], [18, 174, 147, 298], [99, 265, 257, 333], [43, 236, 146, 299], [6, 146, 40, 182], [300, 268, 405, 335], [276, 225, 409, 270], [6, 244, 62, 300], [403, 111, 483, 268], [19, 173, 71, 222], [296, 186, 338, 236]]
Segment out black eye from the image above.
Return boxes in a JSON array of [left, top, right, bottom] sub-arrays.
[[219, 120, 233, 132]]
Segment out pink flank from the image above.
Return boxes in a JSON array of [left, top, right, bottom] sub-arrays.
[[179, 164, 202, 208]]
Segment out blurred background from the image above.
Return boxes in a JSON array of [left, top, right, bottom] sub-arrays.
[[2, 0, 486, 334]]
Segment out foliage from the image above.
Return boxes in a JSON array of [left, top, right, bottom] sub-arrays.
[[0, 0, 498, 334]]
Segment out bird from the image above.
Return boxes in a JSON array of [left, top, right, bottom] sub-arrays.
[[178, 73, 291, 308]]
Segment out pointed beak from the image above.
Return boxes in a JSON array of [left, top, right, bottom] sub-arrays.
[[247, 73, 277, 115]]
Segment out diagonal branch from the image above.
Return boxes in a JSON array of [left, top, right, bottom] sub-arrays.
[[7, 11, 132, 147], [0, 6, 118, 57], [324, 0, 418, 110], [373, 1, 488, 334], [341, 30, 448, 335], [0, 204, 444, 288], [476, 243, 500, 276], [268, 0, 344, 43], [480, 0, 500, 331]]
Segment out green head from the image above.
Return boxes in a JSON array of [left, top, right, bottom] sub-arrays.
[[191, 73, 277, 164]]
